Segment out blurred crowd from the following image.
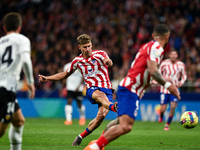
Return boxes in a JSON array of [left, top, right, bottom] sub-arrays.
[[0, 0, 200, 95]]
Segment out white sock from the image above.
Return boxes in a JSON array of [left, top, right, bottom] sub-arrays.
[[65, 105, 72, 121], [79, 105, 85, 118], [9, 124, 24, 150], [90, 143, 100, 150]]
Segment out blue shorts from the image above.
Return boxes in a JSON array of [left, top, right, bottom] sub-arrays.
[[160, 93, 178, 105], [86, 86, 113, 104], [117, 86, 140, 119]]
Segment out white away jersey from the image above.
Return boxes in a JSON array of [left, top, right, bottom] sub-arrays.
[[159, 59, 187, 94], [119, 41, 164, 97], [64, 62, 84, 92], [0, 33, 31, 92], [66, 50, 112, 89]]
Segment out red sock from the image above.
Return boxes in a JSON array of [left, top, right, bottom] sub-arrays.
[[80, 128, 92, 138], [96, 135, 109, 149]]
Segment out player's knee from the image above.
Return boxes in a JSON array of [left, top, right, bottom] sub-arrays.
[[96, 92, 106, 101], [121, 124, 132, 134], [19, 118, 25, 126], [67, 98, 73, 105], [170, 104, 176, 110], [13, 118, 25, 127]]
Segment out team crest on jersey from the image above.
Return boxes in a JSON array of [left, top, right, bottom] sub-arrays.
[[91, 59, 97, 65], [5, 114, 11, 120]]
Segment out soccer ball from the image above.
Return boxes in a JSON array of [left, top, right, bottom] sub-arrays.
[[180, 111, 198, 129]]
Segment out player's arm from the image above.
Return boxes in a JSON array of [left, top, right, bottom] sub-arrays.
[[39, 70, 73, 82], [147, 60, 166, 85], [178, 64, 187, 87], [39, 60, 77, 82], [21, 52, 35, 99], [147, 60, 180, 99], [103, 57, 113, 67]]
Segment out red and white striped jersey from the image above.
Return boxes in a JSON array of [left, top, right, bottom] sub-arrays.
[[66, 50, 112, 89], [159, 59, 187, 94], [119, 41, 164, 97]]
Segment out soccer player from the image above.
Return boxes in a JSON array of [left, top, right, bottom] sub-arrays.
[[158, 50, 187, 130], [38, 34, 117, 146], [63, 56, 86, 125], [84, 24, 180, 150], [0, 12, 35, 150]]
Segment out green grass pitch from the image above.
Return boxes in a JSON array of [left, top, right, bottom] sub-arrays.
[[0, 118, 200, 150]]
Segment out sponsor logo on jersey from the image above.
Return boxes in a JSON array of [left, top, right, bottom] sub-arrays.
[[92, 59, 97, 65], [84, 70, 101, 78], [88, 69, 93, 72]]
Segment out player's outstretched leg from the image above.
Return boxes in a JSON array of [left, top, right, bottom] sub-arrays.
[[72, 106, 109, 146], [91, 90, 118, 112]]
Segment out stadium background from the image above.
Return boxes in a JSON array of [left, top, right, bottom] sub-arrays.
[[0, 0, 200, 121]]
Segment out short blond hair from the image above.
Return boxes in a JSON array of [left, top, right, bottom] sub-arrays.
[[77, 34, 91, 45]]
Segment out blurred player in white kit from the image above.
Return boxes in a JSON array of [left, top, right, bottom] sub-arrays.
[[63, 55, 86, 125], [0, 12, 35, 150]]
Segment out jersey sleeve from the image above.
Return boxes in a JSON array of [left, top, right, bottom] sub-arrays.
[[148, 42, 164, 64], [99, 50, 109, 60], [21, 52, 34, 84], [19, 36, 31, 53]]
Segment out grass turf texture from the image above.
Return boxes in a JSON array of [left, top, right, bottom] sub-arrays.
[[0, 118, 199, 150]]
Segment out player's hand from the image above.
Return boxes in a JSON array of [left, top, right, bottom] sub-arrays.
[[38, 74, 48, 82], [103, 58, 113, 67], [27, 84, 35, 99], [167, 85, 181, 100], [151, 80, 158, 84]]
